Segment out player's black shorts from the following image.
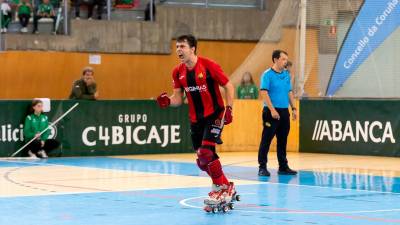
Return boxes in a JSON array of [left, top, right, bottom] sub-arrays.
[[190, 111, 223, 151]]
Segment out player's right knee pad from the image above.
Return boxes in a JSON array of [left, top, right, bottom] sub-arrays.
[[196, 147, 214, 171]]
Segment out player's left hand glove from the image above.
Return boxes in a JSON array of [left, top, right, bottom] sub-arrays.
[[224, 106, 233, 125], [156, 92, 171, 109]]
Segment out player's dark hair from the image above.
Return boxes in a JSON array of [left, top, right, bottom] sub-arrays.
[[177, 34, 198, 54], [272, 50, 288, 63], [28, 99, 43, 115]]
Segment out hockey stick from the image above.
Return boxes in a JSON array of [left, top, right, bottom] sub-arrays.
[[10, 102, 79, 157]]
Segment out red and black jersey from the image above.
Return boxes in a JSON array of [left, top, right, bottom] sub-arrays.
[[172, 56, 229, 123]]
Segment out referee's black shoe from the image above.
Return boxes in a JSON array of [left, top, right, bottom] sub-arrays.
[[258, 168, 271, 176], [278, 167, 297, 175]]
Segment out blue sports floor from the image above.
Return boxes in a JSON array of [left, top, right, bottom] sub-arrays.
[[0, 154, 399, 225]]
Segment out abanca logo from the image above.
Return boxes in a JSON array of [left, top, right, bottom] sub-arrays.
[[311, 120, 395, 143]]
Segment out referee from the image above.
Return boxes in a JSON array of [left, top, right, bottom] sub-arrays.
[[258, 50, 297, 176]]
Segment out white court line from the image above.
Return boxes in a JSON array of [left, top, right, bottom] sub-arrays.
[[179, 193, 255, 209], [179, 194, 400, 215], [227, 172, 400, 195], [2, 159, 400, 195], [0, 158, 116, 172], [261, 180, 400, 195]]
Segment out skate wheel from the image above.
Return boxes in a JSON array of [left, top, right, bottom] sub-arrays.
[[235, 195, 241, 201], [222, 205, 229, 213], [203, 206, 212, 213], [212, 207, 218, 214], [228, 203, 234, 210]]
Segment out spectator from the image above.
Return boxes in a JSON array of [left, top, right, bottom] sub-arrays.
[[285, 60, 296, 96], [285, 60, 293, 82], [90, 0, 104, 20], [23, 99, 60, 158], [144, 1, 155, 21], [285, 60, 292, 73], [9, 0, 18, 20], [69, 66, 99, 100], [0, 0, 12, 33], [75, 0, 103, 20], [17, 0, 32, 33], [236, 71, 259, 99], [32, 0, 40, 13], [32, 0, 56, 34], [73, 0, 81, 19]]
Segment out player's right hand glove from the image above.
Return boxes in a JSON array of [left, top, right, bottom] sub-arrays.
[[156, 92, 171, 109], [224, 106, 233, 125]]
